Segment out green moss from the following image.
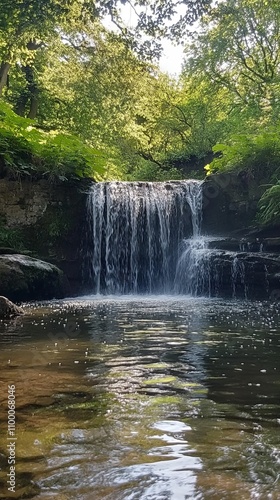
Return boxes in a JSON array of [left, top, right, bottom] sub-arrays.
[[44, 212, 71, 241], [150, 395, 181, 405], [144, 362, 170, 369], [21, 200, 79, 260], [0, 209, 72, 259], [143, 376, 177, 385]]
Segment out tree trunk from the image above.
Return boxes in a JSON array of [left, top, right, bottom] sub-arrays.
[[0, 62, 10, 95], [15, 65, 39, 118], [28, 91, 39, 119], [26, 66, 39, 119], [15, 91, 29, 116]]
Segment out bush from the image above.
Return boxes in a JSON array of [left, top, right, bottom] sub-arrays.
[[0, 102, 106, 181], [126, 160, 182, 181], [162, 151, 206, 180], [205, 131, 280, 183], [257, 182, 280, 226]]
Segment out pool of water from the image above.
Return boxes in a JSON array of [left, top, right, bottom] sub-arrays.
[[0, 296, 280, 499]]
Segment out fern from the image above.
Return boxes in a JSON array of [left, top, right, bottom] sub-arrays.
[[0, 102, 106, 180], [257, 182, 280, 226], [206, 130, 280, 182]]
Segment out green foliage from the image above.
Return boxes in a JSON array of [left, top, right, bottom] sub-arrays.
[[0, 102, 106, 180], [183, 0, 280, 204], [32, 209, 72, 257], [0, 222, 26, 250], [184, 0, 280, 120], [257, 182, 280, 226], [0, 0, 241, 183], [205, 131, 280, 182], [0, 0, 82, 64], [126, 160, 182, 182], [2, 0, 280, 186], [36, 27, 196, 181]]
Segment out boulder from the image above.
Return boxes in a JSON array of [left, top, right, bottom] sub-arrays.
[[0, 296, 24, 318], [0, 254, 70, 302]]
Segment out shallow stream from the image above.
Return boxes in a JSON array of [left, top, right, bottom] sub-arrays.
[[0, 296, 280, 499]]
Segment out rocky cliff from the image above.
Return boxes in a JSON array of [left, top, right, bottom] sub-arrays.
[[202, 171, 264, 234], [0, 178, 90, 295]]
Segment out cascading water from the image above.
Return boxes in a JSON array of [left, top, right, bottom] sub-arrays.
[[84, 180, 269, 298], [84, 180, 203, 294], [174, 238, 251, 297], [173, 191, 251, 297], [174, 238, 212, 296], [231, 256, 247, 299]]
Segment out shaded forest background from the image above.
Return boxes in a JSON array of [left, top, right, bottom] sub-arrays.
[[1, 0, 280, 226]]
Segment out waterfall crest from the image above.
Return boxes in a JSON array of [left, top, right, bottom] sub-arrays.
[[85, 180, 203, 294]]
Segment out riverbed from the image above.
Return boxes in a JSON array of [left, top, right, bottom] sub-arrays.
[[0, 296, 279, 499]]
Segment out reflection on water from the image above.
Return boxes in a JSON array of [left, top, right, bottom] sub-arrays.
[[0, 296, 280, 499]]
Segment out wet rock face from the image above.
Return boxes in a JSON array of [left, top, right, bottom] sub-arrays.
[[0, 255, 70, 302], [204, 251, 280, 300], [198, 173, 280, 299], [202, 172, 264, 234], [0, 296, 24, 318], [211, 251, 280, 300], [175, 234, 280, 300], [0, 178, 90, 295]]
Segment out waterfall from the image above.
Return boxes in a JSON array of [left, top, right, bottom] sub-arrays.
[[84, 180, 203, 294], [173, 183, 213, 296], [231, 256, 247, 299], [174, 238, 212, 296], [84, 180, 271, 298]]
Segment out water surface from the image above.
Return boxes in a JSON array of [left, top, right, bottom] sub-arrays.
[[0, 296, 280, 499]]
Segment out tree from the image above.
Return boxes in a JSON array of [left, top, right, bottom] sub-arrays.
[[94, 0, 211, 39], [0, 0, 227, 181], [0, 1, 80, 94], [184, 0, 280, 123]]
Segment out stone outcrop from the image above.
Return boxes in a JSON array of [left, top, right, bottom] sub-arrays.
[[0, 178, 91, 294], [206, 250, 280, 300], [0, 296, 24, 318], [202, 172, 265, 234], [0, 254, 69, 302], [199, 172, 280, 299]]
